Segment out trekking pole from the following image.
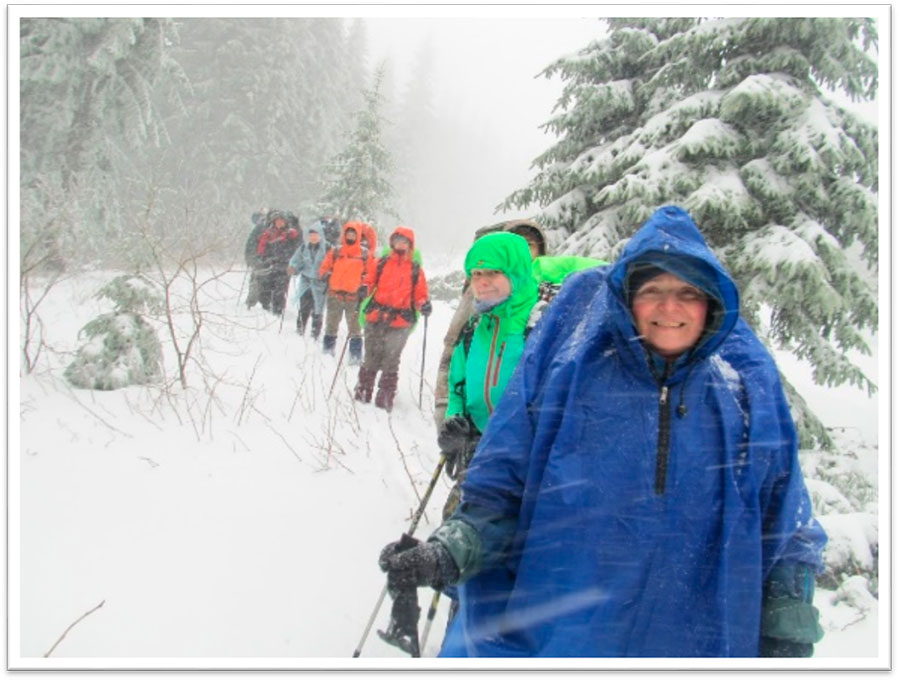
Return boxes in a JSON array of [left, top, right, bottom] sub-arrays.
[[237, 269, 249, 309], [278, 274, 292, 333], [327, 335, 352, 399], [418, 315, 428, 409], [418, 590, 442, 653], [351, 453, 447, 658]]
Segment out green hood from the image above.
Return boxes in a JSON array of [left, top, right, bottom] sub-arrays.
[[464, 232, 538, 333]]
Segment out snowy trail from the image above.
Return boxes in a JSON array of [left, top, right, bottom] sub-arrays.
[[14, 269, 879, 666], [17, 272, 455, 660]]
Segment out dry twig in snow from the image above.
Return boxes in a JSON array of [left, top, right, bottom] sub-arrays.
[[44, 599, 105, 657]]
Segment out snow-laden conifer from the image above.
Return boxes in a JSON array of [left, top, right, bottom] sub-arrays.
[[64, 274, 164, 390], [503, 18, 878, 447], [317, 65, 398, 235], [20, 18, 178, 271]]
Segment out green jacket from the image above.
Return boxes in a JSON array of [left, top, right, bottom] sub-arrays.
[[445, 233, 538, 432], [532, 254, 606, 285]]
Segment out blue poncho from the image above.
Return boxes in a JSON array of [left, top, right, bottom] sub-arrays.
[[438, 205, 826, 657]]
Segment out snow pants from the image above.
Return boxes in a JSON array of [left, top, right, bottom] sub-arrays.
[[324, 292, 362, 339], [260, 266, 290, 315], [362, 322, 411, 375], [246, 267, 265, 308]]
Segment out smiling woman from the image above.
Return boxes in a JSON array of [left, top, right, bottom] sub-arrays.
[[630, 272, 709, 359]]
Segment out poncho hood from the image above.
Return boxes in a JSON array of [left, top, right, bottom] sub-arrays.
[[607, 205, 741, 374]]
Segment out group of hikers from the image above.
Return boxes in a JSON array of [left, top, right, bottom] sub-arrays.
[[244, 208, 430, 411], [245, 204, 827, 659]]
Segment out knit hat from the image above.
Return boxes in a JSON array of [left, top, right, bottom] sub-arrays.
[[626, 264, 667, 305]]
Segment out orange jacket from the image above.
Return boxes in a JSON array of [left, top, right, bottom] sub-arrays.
[[363, 226, 429, 328], [319, 221, 374, 294]]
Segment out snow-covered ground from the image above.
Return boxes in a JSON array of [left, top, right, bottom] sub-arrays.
[[11, 267, 886, 671]]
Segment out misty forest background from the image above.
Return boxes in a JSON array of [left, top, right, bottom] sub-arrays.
[[18, 15, 881, 644]]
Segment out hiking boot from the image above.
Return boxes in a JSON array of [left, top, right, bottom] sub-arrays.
[[375, 371, 399, 412], [311, 314, 323, 340], [322, 334, 337, 355], [354, 367, 377, 403], [348, 336, 363, 366]]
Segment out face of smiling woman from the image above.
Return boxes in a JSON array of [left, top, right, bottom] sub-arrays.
[[470, 268, 512, 302], [631, 272, 709, 359]]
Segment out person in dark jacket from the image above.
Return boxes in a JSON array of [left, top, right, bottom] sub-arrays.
[[354, 226, 431, 411], [256, 211, 300, 315], [322, 215, 342, 249], [378, 205, 827, 658], [243, 208, 269, 309]]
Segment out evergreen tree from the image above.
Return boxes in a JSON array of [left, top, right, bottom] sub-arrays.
[[64, 274, 164, 390], [317, 64, 398, 231], [20, 17, 367, 271], [503, 17, 878, 448], [158, 18, 362, 242], [20, 18, 179, 270]]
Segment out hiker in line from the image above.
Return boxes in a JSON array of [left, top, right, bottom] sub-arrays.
[[287, 221, 328, 339], [255, 210, 300, 315], [354, 226, 431, 412], [434, 219, 604, 430], [321, 215, 342, 249], [318, 221, 374, 363], [436, 232, 540, 520], [359, 222, 378, 255], [243, 207, 269, 309], [379, 205, 827, 657], [432, 220, 547, 430]]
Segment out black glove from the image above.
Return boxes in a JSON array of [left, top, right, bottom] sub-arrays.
[[378, 534, 459, 593], [420, 300, 433, 317], [357, 285, 368, 302], [438, 415, 478, 479]]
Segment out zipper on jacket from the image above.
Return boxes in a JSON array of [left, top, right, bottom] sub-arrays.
[[491, 342, 507, 387], [483, 316, 501, 414], [655, 366, 673, 495]]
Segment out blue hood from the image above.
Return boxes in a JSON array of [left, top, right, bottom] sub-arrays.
[[608, 205, 741, 373]]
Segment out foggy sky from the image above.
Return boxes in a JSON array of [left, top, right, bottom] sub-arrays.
[[364, 16, 606, 260]]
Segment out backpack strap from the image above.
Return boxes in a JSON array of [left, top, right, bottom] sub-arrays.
[[451, 316, 479, 408], [375, 255, 389, 283], [409, 262, 421, 319], [366, 257, 421, 324]]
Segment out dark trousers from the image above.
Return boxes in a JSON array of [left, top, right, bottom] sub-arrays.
[[297, 289, 323, 337], [260, 269, 289, 315]]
